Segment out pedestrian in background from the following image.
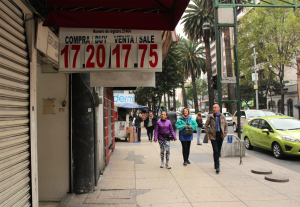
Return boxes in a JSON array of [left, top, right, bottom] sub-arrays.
[[154, 111, 177, 169], [175, 107, 197, 166], [204, 104, 228, 174], [167, 108, 177, 133], [196, 112, 203, 145], [144, 111, 157, 142], [134, 112, 143, 142]]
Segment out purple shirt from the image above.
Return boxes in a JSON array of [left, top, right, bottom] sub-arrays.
[[154, 119, 177, 141]]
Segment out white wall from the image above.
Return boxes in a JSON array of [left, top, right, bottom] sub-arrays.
[[37, 62, 69, 201]]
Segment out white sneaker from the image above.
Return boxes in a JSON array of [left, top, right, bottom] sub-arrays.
[[165, 163, 171, 169], [160, 162, 164, 168]]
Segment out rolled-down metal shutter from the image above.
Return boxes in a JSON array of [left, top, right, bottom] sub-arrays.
[[0, 0, 31, 206]]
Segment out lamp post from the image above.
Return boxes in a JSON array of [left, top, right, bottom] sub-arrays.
[[253, 48, 259, 109]]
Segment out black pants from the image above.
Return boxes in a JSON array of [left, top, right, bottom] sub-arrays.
[[181, 141, 191, 162], [146, 126, 154, 141], [136, 127, 141, 142], [211, 135, 223, 169], [172, 125, 177, 134]]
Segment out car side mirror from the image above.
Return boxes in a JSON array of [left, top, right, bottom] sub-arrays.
[[262, 129, 269, 135]]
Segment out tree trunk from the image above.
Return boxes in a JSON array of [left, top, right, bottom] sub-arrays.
[[173, 89, 176, 110], [182, 87, 188, 107], [204, 33, 214, 113], [224, 27, 237, 114], [191, 70, 199, 113], [167, 92, 171, 110], [152, 96, 157, 116], [280, 65, 285, 114], [164, 93, 166, 108]]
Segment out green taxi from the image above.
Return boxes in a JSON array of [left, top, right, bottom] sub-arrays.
[[242, 116, 300, 159]]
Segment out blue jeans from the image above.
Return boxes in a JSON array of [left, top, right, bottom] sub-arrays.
[[197, 127, 202, 144], [211, 135, 223, 169]]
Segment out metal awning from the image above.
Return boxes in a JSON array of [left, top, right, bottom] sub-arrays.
[[43, 0, 189, 30]]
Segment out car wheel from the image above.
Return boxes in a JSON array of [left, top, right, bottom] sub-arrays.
[[244, 137, 253, 150], [272, 142, 284, 159], [233, 123, 237, 132]]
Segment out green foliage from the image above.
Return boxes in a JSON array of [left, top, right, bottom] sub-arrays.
[[186, 79, 208, 102]]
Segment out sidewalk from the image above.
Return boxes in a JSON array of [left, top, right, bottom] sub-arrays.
[[67, 129, 300, 207]]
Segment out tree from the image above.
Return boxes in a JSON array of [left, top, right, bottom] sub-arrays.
[[186, 78, 208, 109], [177, 38, 206, 113], [238, 6, 300, 114], [181, 0, 215, 113]]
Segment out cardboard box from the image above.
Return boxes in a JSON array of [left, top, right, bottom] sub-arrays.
[[126, 126, 132, 134], [129, 132, 137, 143]]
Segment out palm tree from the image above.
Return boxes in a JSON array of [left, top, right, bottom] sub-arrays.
[[181, 0, 215, 113], [177, 38, 206, 113]]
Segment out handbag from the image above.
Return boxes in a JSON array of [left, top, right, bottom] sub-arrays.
[[184, 119, 193, 136], [167, 133, 174, 141]]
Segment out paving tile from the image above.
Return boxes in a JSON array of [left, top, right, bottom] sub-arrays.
[[213, 175, 262, 187], [244, 199, 300, 207], [102, 170, 135, 179], [39, 202, 59, 207], [170, 168, 210, 178], [136, 177, 179, 189], [226, 185, 289, 201], [135, 169, 172, 178], [136, 188, 188, 205], [182, 187, 239, 203], [140, 203, 192, 207], [83, 205, 136, 207], [96, 178, 135, 190], [192, 201, 247, 207], [176, 176, 222, 188], [104, 164, 135, 171]]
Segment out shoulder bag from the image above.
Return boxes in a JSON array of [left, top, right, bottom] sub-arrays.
[[184, 119, 193, 136]]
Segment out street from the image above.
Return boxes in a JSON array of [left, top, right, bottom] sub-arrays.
[[226, 126, 300, 173]]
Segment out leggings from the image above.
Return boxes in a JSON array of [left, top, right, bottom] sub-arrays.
[[158, 140, 170, 163]]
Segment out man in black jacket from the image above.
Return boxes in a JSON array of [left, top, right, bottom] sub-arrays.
[[167, 108, 177, 133], [144, 111, 157, 142]]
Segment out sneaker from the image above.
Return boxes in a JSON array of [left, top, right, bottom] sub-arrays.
[[197, 143, 202, 145], [187, 160, 191, 164], [183, 161, 187, 166], [165, 163, 171, 169], [216, 168, 220, 174], [160, 162, 164, 168]]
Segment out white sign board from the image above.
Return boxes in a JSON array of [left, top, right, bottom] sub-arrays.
[[36, 19, 59, 63], [252, 73, 258, 81], [114, 93, 135, 105], [59, 28, 162, 73], [90, 72, 155, 87]]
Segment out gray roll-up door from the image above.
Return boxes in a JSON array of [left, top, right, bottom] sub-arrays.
[[0, 0, 31, 206]]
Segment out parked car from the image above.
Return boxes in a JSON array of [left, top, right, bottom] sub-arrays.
[[223, 112, 233, 126], [232, 110, 266, 132], [242, 116, 300, 159], [276, 113, 284, 116]]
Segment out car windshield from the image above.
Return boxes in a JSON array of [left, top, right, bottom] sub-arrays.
[[268, 118, 300, 130], [224, 113, 232, 117], [246, 111, 265, 118], [263, 111, 276, 116], [202, 115, 207, 120]]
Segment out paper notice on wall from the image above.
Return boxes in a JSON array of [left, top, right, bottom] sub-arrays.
[[43, 98, 56, 114]]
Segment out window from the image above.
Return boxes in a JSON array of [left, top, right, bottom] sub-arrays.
[[241, 111, 246, 117], [259, 120, 273, 132], [249, 119, 260, 128]]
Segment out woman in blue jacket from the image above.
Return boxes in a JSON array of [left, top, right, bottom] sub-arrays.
[[175, 107, 197, 166]]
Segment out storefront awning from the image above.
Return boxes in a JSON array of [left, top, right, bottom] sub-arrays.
[[120, 103, 148, 110], [44, 0, 189, 30]]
